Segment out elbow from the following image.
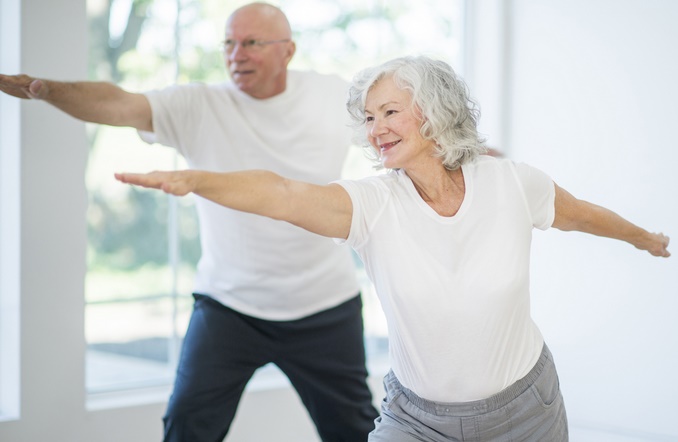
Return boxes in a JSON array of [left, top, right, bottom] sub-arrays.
[[552, 214, 587, 233]]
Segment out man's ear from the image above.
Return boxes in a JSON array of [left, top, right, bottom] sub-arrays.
[[285, 41, 296, 65]]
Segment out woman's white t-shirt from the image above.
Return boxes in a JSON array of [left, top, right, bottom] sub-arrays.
[[336, 156, 556, 402]]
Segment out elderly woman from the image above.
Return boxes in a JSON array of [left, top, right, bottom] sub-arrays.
[[116, 56, 670, 441]]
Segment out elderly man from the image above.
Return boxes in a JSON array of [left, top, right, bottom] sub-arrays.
[[0, 3, 378, 441]]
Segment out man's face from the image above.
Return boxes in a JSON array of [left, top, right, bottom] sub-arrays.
[[223, 9, 295, 99]]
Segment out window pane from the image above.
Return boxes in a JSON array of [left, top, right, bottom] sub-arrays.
[[85, 0, 200, 393], [285, 0, 464, 78]]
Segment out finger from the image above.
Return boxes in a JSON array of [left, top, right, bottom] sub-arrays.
[[114, 172, 164, 189], [0, 74, 30, 99], [27, 79, 45, 99], [161, 182, 184, 196]]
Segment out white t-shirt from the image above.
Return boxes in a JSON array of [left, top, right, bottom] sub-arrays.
[[141, 70, 360, 320], [336, 156, 556, 402]]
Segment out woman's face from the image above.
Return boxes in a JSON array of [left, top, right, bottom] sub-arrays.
[[364, 76, 436, 170]]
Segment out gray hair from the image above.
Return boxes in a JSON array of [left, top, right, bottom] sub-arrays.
[[346, 55, 486, 170]]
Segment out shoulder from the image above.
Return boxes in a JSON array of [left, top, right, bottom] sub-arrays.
[[465, 156, 554, 192], [467, 155, 533, 179], [145, 81, 226, 100], [289, 70, 349, 92], [336, 172, 393, 193], [468, 154, 511, 170]]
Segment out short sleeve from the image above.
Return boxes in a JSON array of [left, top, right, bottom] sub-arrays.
[[332, 177, 391, 249], [139, 84, 205, 155], [513, 162, 556, 230]]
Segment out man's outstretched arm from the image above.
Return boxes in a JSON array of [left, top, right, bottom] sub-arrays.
[[0, 73, 152, 131]]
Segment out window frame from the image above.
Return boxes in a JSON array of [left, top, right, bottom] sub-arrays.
[[0, 0, 21, 422]]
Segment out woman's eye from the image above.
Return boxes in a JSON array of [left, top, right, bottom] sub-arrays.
[[365, 116, 374, 123], [386, 110, 396, 116]]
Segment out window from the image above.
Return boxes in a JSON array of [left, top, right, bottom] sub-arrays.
[[0, 0, 21, 421], [85, 0, 465, 395], [85, 0, 195, 394]]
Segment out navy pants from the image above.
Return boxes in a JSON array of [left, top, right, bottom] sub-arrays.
[[163, 294, 378, 442]]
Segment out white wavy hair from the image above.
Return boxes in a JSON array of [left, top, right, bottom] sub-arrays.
[[346, 55, 486, 170]]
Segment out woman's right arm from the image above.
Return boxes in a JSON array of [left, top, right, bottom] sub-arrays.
[[552, 183, 670, 257], [0, 73, 152, 131], [114, 169, 354, 239]]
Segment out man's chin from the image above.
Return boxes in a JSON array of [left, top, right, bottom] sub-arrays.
[[232, 75, 254, 90]]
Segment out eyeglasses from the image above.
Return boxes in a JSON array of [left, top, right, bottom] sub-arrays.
[[221, 38, 291, 53]]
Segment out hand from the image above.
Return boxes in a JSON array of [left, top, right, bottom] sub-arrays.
[[0, 74, 49, 100], [114, 170, 196, 196], [642, 232, 671, 258]]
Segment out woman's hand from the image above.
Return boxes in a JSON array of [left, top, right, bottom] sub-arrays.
[[639, 232, 671, 257], [114, 170, 196, 196]]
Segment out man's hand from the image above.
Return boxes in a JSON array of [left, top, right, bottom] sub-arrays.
[[0, 74, 49, 100]]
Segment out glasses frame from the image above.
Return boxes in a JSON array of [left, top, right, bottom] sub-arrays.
[[222, 38, 291, 53]]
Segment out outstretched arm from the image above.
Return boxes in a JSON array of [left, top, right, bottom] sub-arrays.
[[0, 73, 152, 131], [552, 183, 670, 257], [115, 170, 354, 239]]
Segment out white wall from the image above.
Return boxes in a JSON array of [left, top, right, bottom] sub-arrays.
[[470, 1, 678, 440], [0, 0, 169, 440]]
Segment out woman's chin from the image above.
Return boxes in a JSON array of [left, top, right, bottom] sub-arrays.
[[380, 154, 397, 169]]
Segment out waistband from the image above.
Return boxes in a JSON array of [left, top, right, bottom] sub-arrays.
[[385, 343, 552, 416]]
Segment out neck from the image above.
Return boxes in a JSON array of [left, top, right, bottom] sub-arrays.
[[407, 166, 465, 217]]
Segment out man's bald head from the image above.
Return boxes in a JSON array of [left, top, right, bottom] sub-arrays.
[[227, 3, 292, 39]]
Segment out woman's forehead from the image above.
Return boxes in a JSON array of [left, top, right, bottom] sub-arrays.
[[365, 78, 411, 109]]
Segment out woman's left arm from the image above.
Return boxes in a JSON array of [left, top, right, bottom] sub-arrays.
[[552, 183, 670, 257], [114, 169, 353, 239]]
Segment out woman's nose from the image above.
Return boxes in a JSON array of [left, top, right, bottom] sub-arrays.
[[369, 118, 387, 137]]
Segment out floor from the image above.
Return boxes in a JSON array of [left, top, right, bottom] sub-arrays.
[[85, 349, 676, 441]]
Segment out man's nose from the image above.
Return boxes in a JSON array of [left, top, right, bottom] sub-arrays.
[[228, 42, 247, 61]]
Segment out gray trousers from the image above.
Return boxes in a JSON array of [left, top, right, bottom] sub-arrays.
[[369, 344, 568, 442]]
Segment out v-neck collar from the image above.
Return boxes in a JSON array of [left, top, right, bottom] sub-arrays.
[[398, 164, 473, 224]]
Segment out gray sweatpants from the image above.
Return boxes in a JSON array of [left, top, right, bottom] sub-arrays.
[[369, 344, 568, 442]]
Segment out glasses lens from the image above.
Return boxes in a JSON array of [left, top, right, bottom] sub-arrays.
[[222, 40, 235, 52]]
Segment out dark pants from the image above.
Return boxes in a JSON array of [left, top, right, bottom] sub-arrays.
[[163, 293, 378, 442]]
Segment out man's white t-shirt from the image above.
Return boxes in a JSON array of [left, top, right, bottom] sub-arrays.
[[141, 70, 360, 320], [336, 156, 556, 402]]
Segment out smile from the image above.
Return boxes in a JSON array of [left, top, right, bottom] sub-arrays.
[[380, 140, 401, 152]]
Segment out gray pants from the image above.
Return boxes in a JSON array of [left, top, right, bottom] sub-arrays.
[[370, 344, 568, 442]]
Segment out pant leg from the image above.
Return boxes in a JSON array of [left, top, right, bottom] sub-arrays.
[[274, 295, 379, 442], [472, 345, 568, 441], [369, 374, 454, 442], [163, 294, 270, 442]]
